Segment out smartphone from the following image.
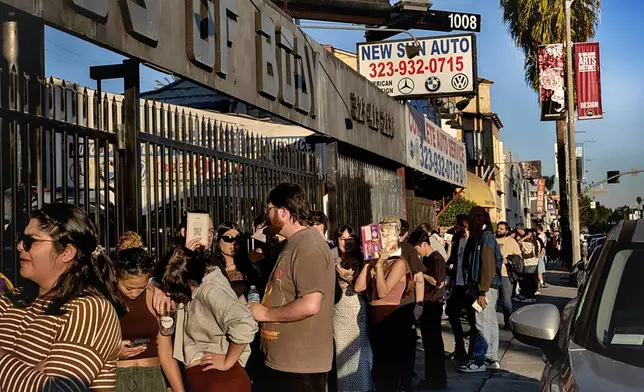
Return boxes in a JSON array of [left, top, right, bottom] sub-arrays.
[[129, 338, 151, 347], [471, 300, 483, 313], [186, 212, 210, 247]]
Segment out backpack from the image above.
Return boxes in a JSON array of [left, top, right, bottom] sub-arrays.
[[506, 254, 525, 284]]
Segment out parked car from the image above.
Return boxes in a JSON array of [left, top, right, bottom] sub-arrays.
[[510, 219, 644, 392]]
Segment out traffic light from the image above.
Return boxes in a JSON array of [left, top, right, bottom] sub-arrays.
[[607, 171, 620, 184]]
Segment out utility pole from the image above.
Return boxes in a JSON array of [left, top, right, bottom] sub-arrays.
[[565, 0, 581, 264]]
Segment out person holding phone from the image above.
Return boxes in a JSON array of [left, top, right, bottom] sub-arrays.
[[114, 239, 185, 392], [332, 225, 374, 392]]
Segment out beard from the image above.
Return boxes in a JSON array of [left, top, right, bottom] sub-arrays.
[[269, 214, 284, 233]]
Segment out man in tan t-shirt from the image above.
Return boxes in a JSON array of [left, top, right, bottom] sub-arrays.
[[248, 183, 335, 392], [496, 222, 522, 328]]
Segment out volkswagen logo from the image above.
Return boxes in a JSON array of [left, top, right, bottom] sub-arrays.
[[425, 76, 441, 92], [398, 77, 414, 95], [451, 73, 469, 91]]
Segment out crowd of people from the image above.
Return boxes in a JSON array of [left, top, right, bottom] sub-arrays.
[[0, 182, 557, 391]]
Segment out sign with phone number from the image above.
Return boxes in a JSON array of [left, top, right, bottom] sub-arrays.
[[357, 33, 477, 98], [406, 106, 467, 187]]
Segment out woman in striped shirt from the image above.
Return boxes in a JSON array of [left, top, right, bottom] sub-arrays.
[[0, 203, 125, 391]]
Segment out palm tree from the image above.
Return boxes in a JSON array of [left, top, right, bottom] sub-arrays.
[[499, 0, 600, 270], [154, 74, 181, 89]]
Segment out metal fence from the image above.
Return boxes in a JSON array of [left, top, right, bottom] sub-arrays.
[[327, 146, 404, 234], [0, 69, 322, 283]]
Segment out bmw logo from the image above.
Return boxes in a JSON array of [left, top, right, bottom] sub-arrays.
[[425, 76, 441, 92]]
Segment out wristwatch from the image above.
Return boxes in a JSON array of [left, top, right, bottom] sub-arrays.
[[416, 301, 424, 307]]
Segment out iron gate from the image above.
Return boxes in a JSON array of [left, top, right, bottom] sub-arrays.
[[0, 68, 322, 284]]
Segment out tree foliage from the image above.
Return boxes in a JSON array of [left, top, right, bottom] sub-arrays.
[[438, 197, 477, 228]]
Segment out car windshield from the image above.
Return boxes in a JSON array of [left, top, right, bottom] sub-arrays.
[[594, 247, 644, 368]]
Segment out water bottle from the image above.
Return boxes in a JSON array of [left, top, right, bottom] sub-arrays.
[[159, 302, 176, 336], [248, 285, 260, 303]]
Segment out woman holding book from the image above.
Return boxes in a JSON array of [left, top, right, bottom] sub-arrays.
[[354, 222, 415, 392]]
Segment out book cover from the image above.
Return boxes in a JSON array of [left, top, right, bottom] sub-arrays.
[[361, 224, 382, 261]]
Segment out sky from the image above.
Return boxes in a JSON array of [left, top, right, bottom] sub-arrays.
[[44, 0, 643, 209]]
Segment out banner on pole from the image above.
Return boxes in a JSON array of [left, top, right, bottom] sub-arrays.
[[536, 177, 546, 214], [574, 42, 603, 120], [538, 44, 566, 121]]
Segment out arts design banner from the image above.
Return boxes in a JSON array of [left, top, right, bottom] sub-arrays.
[[538, 44, 566, 121], [575, 42, 603, 120]]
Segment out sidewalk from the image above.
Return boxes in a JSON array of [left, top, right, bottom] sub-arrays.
[[415, 268, 576, 392]]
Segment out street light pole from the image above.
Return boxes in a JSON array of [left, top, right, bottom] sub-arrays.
[[565, 0, 581, 264]]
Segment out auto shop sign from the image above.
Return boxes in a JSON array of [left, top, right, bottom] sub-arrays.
[[357, 33, 478, 99], [406, 105, 466, 187]]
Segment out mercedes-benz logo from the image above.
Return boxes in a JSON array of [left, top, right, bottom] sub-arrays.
[[425, 76, 441, 92], [398, 77, 414, 95], [451, 73, 469, 91]]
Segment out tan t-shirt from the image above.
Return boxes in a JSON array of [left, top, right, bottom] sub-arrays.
[[260, 227, 335, 373], [497, 236, 522, 276]]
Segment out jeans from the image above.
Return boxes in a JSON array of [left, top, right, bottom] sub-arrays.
[[473, 288, 499, 365], [499, 277, 513, 325], [419, 302, 447, 387]]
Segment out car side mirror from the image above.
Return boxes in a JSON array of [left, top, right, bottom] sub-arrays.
[[510, 304, 562, 363]]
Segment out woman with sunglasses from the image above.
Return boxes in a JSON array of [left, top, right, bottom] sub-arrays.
[[332, 225, 374, 392], [113, 236, 185, 392], [157, 247, 258, 392], [213, 222, 260, 300], [0, 203, 124, 391]]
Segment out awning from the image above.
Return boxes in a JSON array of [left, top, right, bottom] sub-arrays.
[[460, 172, 495, 208]]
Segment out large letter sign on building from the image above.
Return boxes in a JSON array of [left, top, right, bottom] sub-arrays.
[[357, 33, 477, 99], [7, 0, 406, 163]]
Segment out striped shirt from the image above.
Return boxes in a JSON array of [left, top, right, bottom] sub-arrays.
[[0, 293, 122, 391]]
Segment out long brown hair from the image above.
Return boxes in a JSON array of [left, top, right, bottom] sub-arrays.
[[381, 256, 415, 297]]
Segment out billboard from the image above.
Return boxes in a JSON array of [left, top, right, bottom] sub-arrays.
[[574, 42, 603, 120], [406, 105, 467, 187], [520, 161, 542, 180], [536, 178, 546, 214], [357, 33, 477, 98], [538, 44, 566, 121]]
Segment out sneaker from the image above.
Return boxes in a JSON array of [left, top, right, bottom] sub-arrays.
[[541, 282, 549, 288], [535, 289, 542, 295], [485, 359, 501, 369], [522, 297, 537, 304], [459, 360, 487, 373], [512, 295, 525, 303]]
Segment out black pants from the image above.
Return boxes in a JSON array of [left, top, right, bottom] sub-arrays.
[[521, 271, 539, 298], [419, 301, 447, 387], [396, 302, 417, 392], [446, 285, 476, 355], [369, 305, 409, 392], [258, 366, 327, 392]]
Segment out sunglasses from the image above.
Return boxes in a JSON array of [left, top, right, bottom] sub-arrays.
[[17, 233, 54, 252], [220, 235, 239, 244]]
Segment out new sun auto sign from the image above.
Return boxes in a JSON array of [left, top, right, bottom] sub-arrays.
[[357, 34, 477, 99]]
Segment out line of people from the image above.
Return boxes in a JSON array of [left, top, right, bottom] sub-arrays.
[[0, 181, 554, 391]]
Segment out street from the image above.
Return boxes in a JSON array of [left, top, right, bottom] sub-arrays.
[[415, 267, 577, 392]]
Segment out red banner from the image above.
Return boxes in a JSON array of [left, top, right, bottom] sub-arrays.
[[536, 178, 546, 214], [574, 42, 603, 120]]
